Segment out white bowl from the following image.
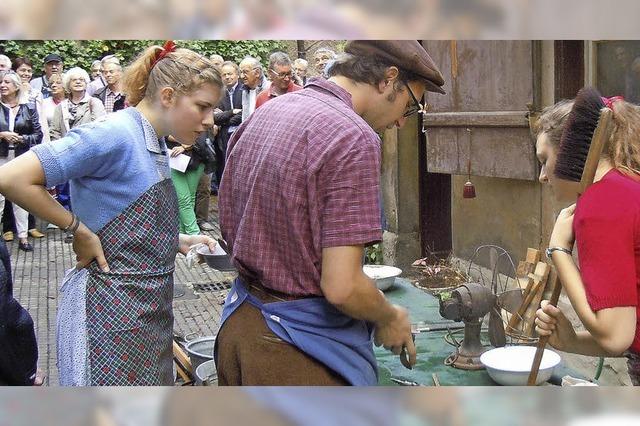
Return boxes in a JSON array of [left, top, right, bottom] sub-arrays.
[[480, 345, 561, 386], [363, 265, 402, 291]]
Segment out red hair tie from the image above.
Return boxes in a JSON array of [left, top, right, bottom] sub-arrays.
[[601, 95, 624, 109], [151, 40, 177, 69]]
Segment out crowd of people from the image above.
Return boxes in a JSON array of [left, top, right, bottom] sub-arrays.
[[0, 39, 638, 388], [0, 46, 332, 243]]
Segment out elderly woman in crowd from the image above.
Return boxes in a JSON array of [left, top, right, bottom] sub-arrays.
[[10, 58, 48, 239], [49, 67, 105, 231], [41, 72, 65, 134], [0, 70, 43, 251], [50, 67, 106, 140]]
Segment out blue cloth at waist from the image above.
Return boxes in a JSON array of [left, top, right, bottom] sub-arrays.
[[219, 278, 378, 386]]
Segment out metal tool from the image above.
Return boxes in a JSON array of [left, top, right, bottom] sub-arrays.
[[390, 377, 422, 386]]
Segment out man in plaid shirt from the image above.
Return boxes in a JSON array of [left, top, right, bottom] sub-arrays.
[[217, 41, 445, 385]]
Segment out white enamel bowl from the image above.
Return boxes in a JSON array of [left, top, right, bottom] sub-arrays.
[[363, 265, 402, 291], [480, 345, 561, 386]]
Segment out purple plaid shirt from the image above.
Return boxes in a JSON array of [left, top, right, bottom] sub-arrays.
[[219, 78, 382, 296]]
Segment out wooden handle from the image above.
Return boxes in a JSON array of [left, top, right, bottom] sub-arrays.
[[580, 108, 612, 194], [527, 268, 560, 385]]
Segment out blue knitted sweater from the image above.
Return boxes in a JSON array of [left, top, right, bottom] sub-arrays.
[[32, 108, 170, 233]]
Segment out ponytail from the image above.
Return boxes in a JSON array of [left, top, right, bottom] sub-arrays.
[[607, 101, 640, 177], [122, 45, 163, 107], [122, 43, 223, 107]]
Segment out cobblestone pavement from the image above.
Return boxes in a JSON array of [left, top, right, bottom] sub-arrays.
[[9, 197, 231, 386]]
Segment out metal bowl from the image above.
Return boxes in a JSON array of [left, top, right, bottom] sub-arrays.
[[184, 336, 216, 371], [363, 265, 402, 291], [480, 345, 561, 386], [195, 359, 218, 386], [196, 246, 236, 271]]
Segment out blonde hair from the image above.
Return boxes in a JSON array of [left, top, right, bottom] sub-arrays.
[[534, 100, 574, 147], [122, 44, 222, 107], [0, 70, 27, 104], [607, 100, 640, 176]]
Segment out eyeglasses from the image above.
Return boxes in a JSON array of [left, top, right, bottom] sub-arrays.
[[269, 69, 292, 79], [239, 67, 260, 76], [402, 80, 427, 118]]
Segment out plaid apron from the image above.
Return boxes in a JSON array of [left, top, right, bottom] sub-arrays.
[[86, 179, 179, 385]]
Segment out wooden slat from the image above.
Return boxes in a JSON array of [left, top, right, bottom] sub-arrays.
[[423, 111, 530, 128]]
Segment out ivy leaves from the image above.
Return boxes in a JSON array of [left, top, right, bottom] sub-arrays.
[[0, 40, 287, 75]]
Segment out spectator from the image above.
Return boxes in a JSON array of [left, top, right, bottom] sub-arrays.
[[40, 72, 65, 229], [238, 56, 268, 122], [89, 60, 102, 80], [0, 55, 11, 72], [167, 132, 213, 235], [11, 58, 48, 239], [293, 58, 308, 86], [194, 128, 217, 232], [41, 72, 65, 140], [13, 57, 50, 144], [92, 55, 125, 114], [255, 52, 302, 108], [0, 70, 43, 251], [313, 47, 336, 76], [30, 53, 63, 99], [211, 61, 242, 196], [209, 54, 224, 70], [86, 59, 105, 96], [51, 67, 106, 140]]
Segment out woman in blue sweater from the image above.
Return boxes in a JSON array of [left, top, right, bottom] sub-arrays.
[[0, 42, 222, 385]]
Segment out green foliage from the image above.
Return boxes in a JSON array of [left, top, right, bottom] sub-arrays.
[[364, 243, 383, 265], [0, 40, 287, 75]]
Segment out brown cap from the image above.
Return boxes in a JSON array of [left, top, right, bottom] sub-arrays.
[[344, 40, 445, 94]]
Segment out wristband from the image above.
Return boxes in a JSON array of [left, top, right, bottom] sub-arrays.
[[546, 246, 572, 260], [63, 214, 80, 237]]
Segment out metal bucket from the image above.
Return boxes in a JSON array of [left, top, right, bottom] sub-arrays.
[[184, 336, 216, 371], [195, 359, 218, 386]]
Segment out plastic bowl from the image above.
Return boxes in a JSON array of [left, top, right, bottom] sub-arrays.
[[480, 345, 561, 386], [363, 265, 402, 291], [197, 246, 236, 272]]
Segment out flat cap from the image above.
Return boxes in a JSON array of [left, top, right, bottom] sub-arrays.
[[344, 40, 445, 94], [43, 53, 63, 64]]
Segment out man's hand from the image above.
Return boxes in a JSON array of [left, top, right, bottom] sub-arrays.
[[373, 304, 416, 367]]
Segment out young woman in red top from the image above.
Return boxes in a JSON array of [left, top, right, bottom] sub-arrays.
[[534, 95, 640, 385]]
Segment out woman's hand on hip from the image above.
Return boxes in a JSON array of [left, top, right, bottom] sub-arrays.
[[73, 223, 110, 272]]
